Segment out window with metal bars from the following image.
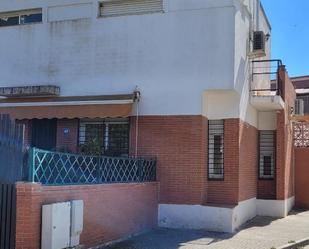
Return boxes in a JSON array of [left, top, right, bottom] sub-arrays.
[[259, 130, 275, 179], [0, 9, 42, 27], [79, 118, 129, 157], [208, 120, 224, 180], [99, 0, 163, 18]]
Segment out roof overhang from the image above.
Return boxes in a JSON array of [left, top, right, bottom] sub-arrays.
[[0, 93, 136, 120]]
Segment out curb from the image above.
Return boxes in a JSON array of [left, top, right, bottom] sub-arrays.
[[278, 238, 309, 249]]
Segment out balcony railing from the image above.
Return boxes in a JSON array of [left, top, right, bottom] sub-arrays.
[[251, 59, 283, 97], [27, 148, 157, 185]]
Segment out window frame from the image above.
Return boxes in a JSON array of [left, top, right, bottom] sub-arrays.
[[208, 120, 224, 181], [258, 130, 276, 180], [0, 8, 42, 27], [78, 118, 130, 157]]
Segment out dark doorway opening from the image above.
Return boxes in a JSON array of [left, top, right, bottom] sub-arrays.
[[31, 119, 57, 150]]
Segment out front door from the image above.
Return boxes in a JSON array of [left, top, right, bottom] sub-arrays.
[[31, 119, 57, 150]]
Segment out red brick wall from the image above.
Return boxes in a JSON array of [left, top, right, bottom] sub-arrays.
[[206, 119, 239, 205], [56, 119, 79, 153], [16, 182, 158, 249], [238, 120, 258, 202], [295, 148, 309, 209], [276, 66, 296, 200], [130, 116, 260, 206], [130, 116, 207, 205], [257, 180, 276, 199]]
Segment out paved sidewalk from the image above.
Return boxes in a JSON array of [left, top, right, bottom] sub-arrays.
[[103, 210, 309, 249]]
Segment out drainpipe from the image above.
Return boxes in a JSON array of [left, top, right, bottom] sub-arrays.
[[134, 89, 141, 158], [256, 0, 260, 30]]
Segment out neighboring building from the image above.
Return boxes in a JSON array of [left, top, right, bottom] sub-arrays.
[[0, 0, 296, 232], [292, 75, 309, 114]]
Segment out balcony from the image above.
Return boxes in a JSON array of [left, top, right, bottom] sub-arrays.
[[250, 59, 285, 111]]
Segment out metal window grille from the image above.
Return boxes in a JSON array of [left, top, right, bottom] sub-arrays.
[[99, 0, 163, 18], [259, 131, 275, 179], [208, 120, 224, 180], [79, 118, 129, 157]]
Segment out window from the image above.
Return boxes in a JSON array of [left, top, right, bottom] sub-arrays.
[[259, 131, 275, 179], [79, 118, 129, 157], [99, 0, 163, 18], [208, 120, 224, 180], [0, 9, 42, 27]]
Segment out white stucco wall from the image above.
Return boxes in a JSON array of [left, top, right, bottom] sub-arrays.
[[159, 204, 234, 233], [159, 197, 294, 233], [0, 0, 271, 117], [158, 198, 257, 233], [258, 111, 277, 130], [226, 0, 271, 127], [257, 197, 295, 217]]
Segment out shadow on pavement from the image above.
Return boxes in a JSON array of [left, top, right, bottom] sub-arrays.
[[101, 212, 306, 249], [102, 229, 234, 249]]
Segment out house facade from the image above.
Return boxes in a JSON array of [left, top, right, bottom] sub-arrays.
[[292, 75, 309, 115], [0, 0, 296, 232]]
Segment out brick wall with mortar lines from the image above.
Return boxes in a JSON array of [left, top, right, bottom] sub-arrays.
[[276, 66, 296, 200], [130, 116, 262, 206], [257, 180, 276, 199], [206, 118, 240, 205], [56, 119, 79, 153], [238, 120, 258, 202], [295, 148, 309, 208], [129, 116, 208, 205], [15, 182, 158, 249]]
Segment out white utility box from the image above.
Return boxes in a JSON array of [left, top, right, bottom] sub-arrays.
[[70, 200, 84, 247], [42, 202, 71, 249]]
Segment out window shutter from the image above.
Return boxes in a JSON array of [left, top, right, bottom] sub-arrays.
[[100, 0, 163, 17]]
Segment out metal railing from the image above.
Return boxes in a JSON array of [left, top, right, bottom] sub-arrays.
[[28, 148, 156, 185], [251, 59, 283, 97]]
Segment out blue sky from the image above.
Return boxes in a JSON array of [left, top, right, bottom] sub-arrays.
[[262, 0, 309, 77]]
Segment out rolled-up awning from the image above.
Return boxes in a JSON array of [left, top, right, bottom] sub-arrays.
[[0, 94, 136, 120]]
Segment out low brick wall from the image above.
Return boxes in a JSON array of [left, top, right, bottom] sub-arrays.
[[16, 182, 158, 249]]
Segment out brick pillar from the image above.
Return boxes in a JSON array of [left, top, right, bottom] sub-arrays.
[[276, 111, 285, 200], [16, 182, 42, 249], [276, 66, 296, 200], [238, 120, 258, 202]]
